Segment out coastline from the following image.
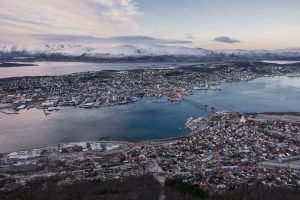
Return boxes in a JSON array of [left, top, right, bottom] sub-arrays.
[[1, 111, 299, 154], [0, 73, 284, 115], [0, 62, 299, 153], [0, 111, 299, 192], [0, 62, 37, 68]]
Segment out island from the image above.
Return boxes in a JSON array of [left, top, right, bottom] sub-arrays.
[[0, 61, 299, 113]]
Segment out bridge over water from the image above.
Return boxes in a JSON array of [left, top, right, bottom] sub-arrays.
[[184, 96, 234, 113]]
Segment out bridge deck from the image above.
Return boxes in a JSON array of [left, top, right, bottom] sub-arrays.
[[184, 96, 233, 112]]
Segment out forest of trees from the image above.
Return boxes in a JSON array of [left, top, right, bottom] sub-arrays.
[[211, 184, 300, 200], [1, 175, 299, 200], [0, 175, 161, 200]]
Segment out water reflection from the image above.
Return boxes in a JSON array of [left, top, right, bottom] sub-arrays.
[[0, 61, 197, 78], [0, 76, 299, 152]]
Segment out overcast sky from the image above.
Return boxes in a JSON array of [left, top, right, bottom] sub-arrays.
[[0, 0, 299, 49]]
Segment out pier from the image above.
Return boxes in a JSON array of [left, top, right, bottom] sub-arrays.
[[0, 110, 19, 115]]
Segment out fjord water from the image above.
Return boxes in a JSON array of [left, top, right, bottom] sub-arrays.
[[262, 60, 300, 64], [0, 76, 299, 152], [194, 76, 300, 112], [0, 98, 205, 152], [0, 61, 188, 78], [1, 60, 299, 79]]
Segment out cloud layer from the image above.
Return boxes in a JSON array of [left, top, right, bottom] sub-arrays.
[[0, 0, 141, 43], [214, 36, 240, 44]]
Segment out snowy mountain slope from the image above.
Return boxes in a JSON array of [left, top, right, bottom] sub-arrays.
[[26, 44, 94, 56], [0, 44, 219, 58], [1, 43, 300, 60], [0, 44, 94, 57], [85, 45, 218, 57]]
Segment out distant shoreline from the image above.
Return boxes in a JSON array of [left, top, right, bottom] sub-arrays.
[[0, 62, 37, 67]]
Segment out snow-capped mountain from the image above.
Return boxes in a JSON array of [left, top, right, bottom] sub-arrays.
[[0, 44, 94, 57], [0, 44, 220, 58], [85, 45, 217, 57], [217, 48, 300, 58], [1, 43, 300, 61]]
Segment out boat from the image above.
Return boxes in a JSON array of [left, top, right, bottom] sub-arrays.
[[210, 86, 221, 91], [119, 100, 129, 105], [193, 86, 209, 90], [167, 95, 183, 101], [16, 104, 26, 110], [167, 97, 183, 101], [131, 97, 139, 102], [47, 107, 55, 111], [78, 102, 94, 108]]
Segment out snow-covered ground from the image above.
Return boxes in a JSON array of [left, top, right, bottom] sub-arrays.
[[1, 43, 300, 59]]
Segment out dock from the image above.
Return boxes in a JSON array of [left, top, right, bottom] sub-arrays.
[[0, 110, 20, 115]]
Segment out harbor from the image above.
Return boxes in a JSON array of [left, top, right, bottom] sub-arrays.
[[0, 112, 299, 192], [0, 75, 299, 153]]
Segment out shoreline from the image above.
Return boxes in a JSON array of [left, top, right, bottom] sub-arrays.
[[0, 62, 299, 153], [0, 111, 299, 192], [0, 74, 286, 115], [1, 111, 299, 154], [0, 74, 299, 153]]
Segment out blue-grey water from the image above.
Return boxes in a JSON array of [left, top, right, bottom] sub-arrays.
[[1, 60, 299, 79], [0, 61, 205, 78], [194, 76, 300, 112], [0, 62, 168, 78], [0, 76, 299, 152], [262, 60, 300, 64]]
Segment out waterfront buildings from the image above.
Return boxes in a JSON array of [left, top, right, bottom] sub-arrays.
[[0, 112, 299, 192], [0, 62, 298, 112]]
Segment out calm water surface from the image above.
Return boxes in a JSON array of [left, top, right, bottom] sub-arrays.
[[195, 76, 300, 112], [0, 76, 299, 152], [1, 61, 299, 79], [0, 61, 203, 78], [262, 60, 300, 64]]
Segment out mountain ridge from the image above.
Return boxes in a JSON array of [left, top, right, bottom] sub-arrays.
[[1, 44, 300, 61]]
